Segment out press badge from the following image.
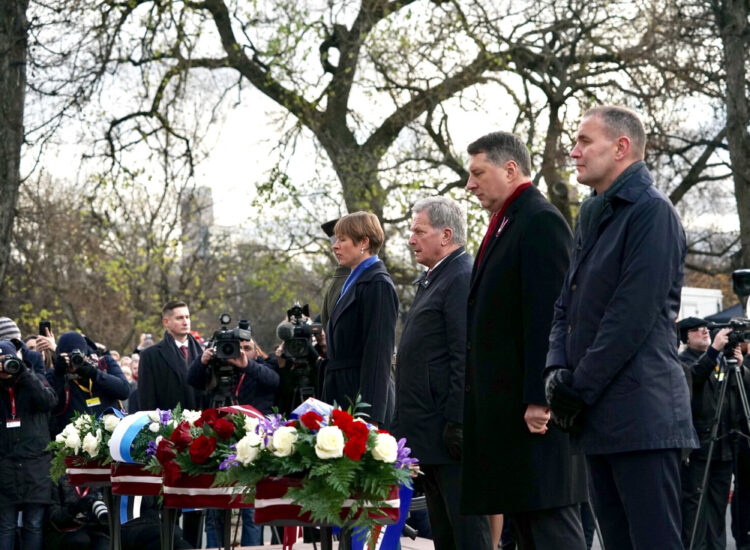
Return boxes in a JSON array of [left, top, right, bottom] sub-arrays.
[[6, 418, 21, 428], [86, 397, 101, 407]]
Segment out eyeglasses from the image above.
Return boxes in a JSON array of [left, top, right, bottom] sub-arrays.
[[687, 326, 709, 333]]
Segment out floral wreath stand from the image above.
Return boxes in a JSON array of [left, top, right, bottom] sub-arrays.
[[250, 477, 404, 550], [159, 472, 253, 550]]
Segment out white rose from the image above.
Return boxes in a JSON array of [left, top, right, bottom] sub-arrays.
[[182, 409, 201, 426], [271, 426, 298, 457], [102, 414, 120, 432], [147, 410, 160, 422], [64, 432, 81, 453], [82, 432, 100, 458], [62, 423, 79, 439], [244, 416, 259, 433], [155, 435, 163, 445], [55, 432, 66, 444], [73, 415, 90, 429], [371, 433, 398, 463], [235, 432, 262, 465], [315, 426, 344, 459], [148, 422, 160, 433]]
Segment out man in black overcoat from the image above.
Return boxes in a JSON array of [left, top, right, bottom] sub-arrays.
[[461, 131, 587, 548], [136, 300, 204, 412], [135, 300, 205, 548], [392, 196, 492, 550]]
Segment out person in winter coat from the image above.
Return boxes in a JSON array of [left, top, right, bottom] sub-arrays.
[[0, 339, 58, 550], [323, 211, 398, 428], [46, 332, 130, 436]]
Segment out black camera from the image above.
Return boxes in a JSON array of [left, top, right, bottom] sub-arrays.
[[710, 319, 750, 348], [209, 314, 252, 360], [1, 356, 23, 376], [276, 303, 322, 360], [69, 349, 87, 367]]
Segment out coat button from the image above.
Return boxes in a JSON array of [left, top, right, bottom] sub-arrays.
[[571, 284, 577, 292], [465, 384, 471, 393], [567, 325, 572, 334], [466, 342, 472, 350]]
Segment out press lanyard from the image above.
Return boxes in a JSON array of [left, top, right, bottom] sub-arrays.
[[235, 373, 246, 400], [8, 386, 16, 419]]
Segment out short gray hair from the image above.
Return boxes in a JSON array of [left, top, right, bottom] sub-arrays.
[[583, 105, 646, 159], [412, 196, 467, 246]]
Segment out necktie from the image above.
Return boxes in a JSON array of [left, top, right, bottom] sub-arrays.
[[180, 346, 189, 362]]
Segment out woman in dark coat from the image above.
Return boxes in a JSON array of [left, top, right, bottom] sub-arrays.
[[323, 211, 398, 427], [0, 340, 58, 550]]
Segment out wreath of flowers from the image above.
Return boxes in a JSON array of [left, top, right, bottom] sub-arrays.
[[215, 401, 418, 532], [48, 411, 122, 481]]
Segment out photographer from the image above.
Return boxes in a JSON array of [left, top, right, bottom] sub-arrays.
[[187, 336, 279, 413], [0, 340, 58, 550], [44, 475, 109, 550], [678, 318, 741, 549], [46, 332, 130, 435]]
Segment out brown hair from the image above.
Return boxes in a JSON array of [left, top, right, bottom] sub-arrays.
[[162, 300, 188, 318], [334, 212, 385, 254]]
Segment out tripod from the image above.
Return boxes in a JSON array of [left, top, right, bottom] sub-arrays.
[[688, 348, 750, 550]]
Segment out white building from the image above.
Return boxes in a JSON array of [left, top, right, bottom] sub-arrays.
[[679, 287, 723, 319]]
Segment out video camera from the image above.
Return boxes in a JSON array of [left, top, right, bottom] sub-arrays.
[[205, 314, 252, 402], [208, 314, 252, 360], [276, 303, 322, 360], [709, 270, 750, 348]]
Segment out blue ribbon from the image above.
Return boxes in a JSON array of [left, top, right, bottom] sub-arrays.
[[119, 414, 151, 463]]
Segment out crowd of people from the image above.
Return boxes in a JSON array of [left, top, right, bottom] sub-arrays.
[[1, 104, 750, 550]]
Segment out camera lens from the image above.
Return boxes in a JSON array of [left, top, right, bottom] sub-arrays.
[[69, 349, 86, 367], [1, 357, 22, 376], [91, 500, 109, 524]]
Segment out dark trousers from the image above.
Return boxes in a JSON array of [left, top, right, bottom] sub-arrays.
[[420, 463, 492, 550], [506, 504, 586, 550], [681, 457, 732, 550], [587, 448, 683, 550]]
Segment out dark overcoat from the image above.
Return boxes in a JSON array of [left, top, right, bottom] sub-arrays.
[[0, 355, 57, 506], [546, 162, 698, 455], [461, 185, 588, 514], [323, 260, 398, 426], [392, 247, 472, 465], [137, 332, 205, 411]]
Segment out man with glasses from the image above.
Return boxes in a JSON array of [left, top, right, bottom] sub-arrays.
[[678, 317, 742, 549]]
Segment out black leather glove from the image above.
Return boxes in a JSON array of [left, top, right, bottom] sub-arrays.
[[443, 421, 463, 461], [545, 368, 586, 433], [75, 361, 98, 380]]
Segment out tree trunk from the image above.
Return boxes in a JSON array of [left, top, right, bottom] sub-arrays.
[[540, 104, 574, 228], [714, 0, 750, 269], [0, 0, 27, 293]]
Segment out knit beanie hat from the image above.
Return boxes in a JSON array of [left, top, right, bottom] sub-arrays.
[[0, 318, 21, 341]]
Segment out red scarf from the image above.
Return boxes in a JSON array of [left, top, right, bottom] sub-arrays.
[[476, 182, 532, 266]]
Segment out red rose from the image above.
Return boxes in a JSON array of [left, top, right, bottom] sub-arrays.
[[169, 421, 193, 451], [300, 411, 323, 431], [163, 460, 182, 485], [195, 408, 219, 428], [331, 409, 353, 431], [189, 435, 217, 464], [211, 417, 235, 440], [343, 437, 367, 461], [155, 439, 176, 466], [346, 420, 370, 443]]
